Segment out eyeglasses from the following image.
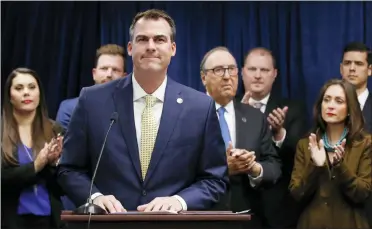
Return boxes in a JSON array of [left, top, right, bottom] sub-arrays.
[[204, 66, 238, 77]]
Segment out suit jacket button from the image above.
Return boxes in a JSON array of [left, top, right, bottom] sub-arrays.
[[142, 190, 147, 196]]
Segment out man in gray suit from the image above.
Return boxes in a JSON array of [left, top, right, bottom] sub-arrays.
[[200, 46, 282, 228]]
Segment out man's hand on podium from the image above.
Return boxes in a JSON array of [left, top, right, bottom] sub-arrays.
[[94, 195, 127, 213], [137, 197, 182, 212]]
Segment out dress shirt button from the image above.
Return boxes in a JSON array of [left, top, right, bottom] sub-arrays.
[[142, 190, 147, 196]]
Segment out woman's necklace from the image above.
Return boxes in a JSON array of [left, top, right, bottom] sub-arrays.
[[22, 144, 38, 196], [322, 127, 348, 151]]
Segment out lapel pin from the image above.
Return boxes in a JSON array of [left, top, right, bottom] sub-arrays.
[[177, 98, 183, 104], [242, 117, 247, 123]]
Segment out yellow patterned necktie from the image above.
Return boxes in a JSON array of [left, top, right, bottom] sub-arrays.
[[140, 95, 158, 180]]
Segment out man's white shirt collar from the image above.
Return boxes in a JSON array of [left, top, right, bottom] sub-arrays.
[[358, 88, 369, 110], [215, 100, 235, 114], [132, 73, 167, 102], [248, 93, 270, 106]]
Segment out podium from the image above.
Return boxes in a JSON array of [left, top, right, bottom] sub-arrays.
[[61, 211, 251, 229]]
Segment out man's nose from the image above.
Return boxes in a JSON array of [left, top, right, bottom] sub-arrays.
[[106, 69, 113, 78], [350, 62, 356, 71], [254, 70, 261, 79], [222, 69, 230, 79], [146, 39, 156, 51]]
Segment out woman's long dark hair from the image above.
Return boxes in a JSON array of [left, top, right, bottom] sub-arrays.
[[2, 67, 54, 165], [311, 79, 366, 147]]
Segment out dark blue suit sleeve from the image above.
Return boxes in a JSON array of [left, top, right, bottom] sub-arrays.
[[57, 88, 100, 206], [177, 99, 229, 210], [56, 101, 71, 130]]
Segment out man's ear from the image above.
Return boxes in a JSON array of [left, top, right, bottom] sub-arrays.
[[340, 62, 346, 78], [201, 71, 207, 87], [92, 68, 97, 80], [127, 42, 133, 56], [273, 68, 278, 79]]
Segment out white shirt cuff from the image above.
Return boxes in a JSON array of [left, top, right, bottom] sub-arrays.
[[173, 195, 187, 210], [248, 163, 263, 187], [272, 129, 286, 148], [91, 192, 103, 201]]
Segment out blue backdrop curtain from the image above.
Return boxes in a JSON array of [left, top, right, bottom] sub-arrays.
[[2, 1, 372, 125]]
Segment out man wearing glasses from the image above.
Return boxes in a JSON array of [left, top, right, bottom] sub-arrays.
[[200, 46, 281, 228]]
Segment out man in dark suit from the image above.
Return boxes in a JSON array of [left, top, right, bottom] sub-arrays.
[[57, 9, 228, 213], [340, 42, 372, 133], [340, 41, 372, 227], [200, 46, 282, 227], [56, 44, 127, 130], [240, 47, 308, 228]]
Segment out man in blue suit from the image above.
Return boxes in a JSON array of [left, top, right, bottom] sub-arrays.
[[57, 9, 228, 213], [56, 44, 127, 130], [56, 44, 127, 211]]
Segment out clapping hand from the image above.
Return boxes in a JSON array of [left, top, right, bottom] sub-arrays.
[[47, 134, 63, 165], [308, 133, 326, 167], [226, 142, 260, 176], [34, 134, 64, 172], [267, 107, 288, 130], [329, 139, 346, 165]]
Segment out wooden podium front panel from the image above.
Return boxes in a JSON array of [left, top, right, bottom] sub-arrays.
[[61, 211, 251, 229]]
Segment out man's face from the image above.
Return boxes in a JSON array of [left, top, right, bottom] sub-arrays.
[[201, 50, 238, 102], [340, 51, 371, 90], [241, 52, 277, 98], [127, 18, 176, 73], [92, 54, 126, 84]]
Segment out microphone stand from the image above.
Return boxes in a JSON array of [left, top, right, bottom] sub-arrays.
[[73, 113, 118, 215]]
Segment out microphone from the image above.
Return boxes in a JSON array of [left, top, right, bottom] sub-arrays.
[[73, 112, 119, 215]]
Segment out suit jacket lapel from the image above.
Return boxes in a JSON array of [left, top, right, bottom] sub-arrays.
[[112, 74, 142, 181], [233, 100, 246, 149], [264, 95, 277, 116], [145, 79, 184, 183]]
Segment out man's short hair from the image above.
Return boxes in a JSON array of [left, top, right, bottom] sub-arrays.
[[200, 46, 233, 71], [243, 47, 277, 69], [95, 44, 126, 70], [129, 9, 176, 42], [342, 42, 372, 65]]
